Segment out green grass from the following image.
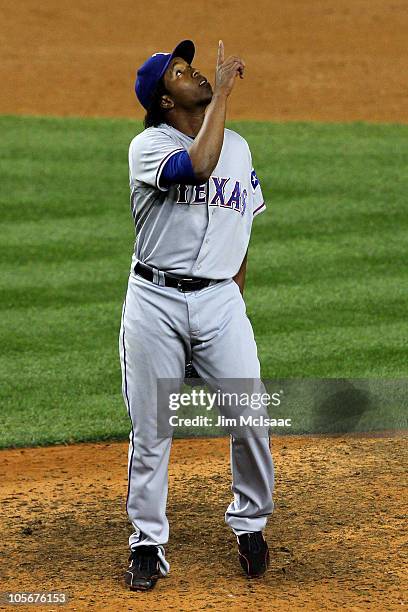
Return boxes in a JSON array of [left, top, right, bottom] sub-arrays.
[[0, 116, 407, 447]]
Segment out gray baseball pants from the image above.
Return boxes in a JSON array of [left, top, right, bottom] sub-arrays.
[[119, 271, 274, 575]]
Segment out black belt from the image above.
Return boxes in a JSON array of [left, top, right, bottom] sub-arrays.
[[134, 261, 222, 293]]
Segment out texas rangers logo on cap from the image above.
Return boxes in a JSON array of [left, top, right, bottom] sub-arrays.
[[135, 40, 195, 110]]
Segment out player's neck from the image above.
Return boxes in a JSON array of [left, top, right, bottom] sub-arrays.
[[166, 109, 205, 139]]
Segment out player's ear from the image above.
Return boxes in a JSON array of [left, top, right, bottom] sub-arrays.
[[160, 95, 174, 110]]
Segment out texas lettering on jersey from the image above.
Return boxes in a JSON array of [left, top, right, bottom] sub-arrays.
[[128, 125, 266, 278], [176, 177, 249, 216]]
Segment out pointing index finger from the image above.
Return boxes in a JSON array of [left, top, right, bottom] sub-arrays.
[[217, 40, 225, 67]]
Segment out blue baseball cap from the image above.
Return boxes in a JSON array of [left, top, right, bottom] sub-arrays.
[[135, 40, 195, 110]]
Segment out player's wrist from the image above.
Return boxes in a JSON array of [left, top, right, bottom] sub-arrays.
[[212, 89, 229, 103]]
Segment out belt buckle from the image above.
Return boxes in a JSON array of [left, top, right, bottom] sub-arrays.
[[177, 278, 194, 293]]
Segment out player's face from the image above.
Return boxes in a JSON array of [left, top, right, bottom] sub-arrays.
[[163, 57, 213, 110]]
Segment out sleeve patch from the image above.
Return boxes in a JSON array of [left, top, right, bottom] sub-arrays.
[[251, 169, 259, 190]]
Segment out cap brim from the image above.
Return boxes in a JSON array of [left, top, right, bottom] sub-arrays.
[[159, 39, 195, 81], [171, 39, 195, 65]]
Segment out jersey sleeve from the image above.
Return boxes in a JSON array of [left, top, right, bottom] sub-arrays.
[[251, 168, 266, 217], [129, 129, 185, 192], [161, 150, 200, 187], [245, 140, 266, 218]]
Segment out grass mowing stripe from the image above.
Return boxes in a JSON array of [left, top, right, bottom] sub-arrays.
[[1, 115, 407, 447], [0, 258, 129, 289], [1, 215, 134, 265], [2, 318, 406, 368], [0, 302, 123, 356], [1, 274, 405, 347]]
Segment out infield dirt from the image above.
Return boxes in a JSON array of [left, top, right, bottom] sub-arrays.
[[0, 436, 406, 611], [2, 0, 408, 122]]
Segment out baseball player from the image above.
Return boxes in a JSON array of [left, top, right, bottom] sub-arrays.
[[119, 39, 274, 591]]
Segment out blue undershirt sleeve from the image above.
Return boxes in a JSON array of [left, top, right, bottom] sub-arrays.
[[159, 150, 198, 188]]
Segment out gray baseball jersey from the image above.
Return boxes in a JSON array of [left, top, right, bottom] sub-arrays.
[[128, 123, 266, 278]]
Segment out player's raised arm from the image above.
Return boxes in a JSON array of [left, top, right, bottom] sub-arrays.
[[188, 41, 245, 182]]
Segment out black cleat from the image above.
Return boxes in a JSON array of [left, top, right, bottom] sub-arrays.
[[237, 531, 270, 578], [124, 545, 161, 591]]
